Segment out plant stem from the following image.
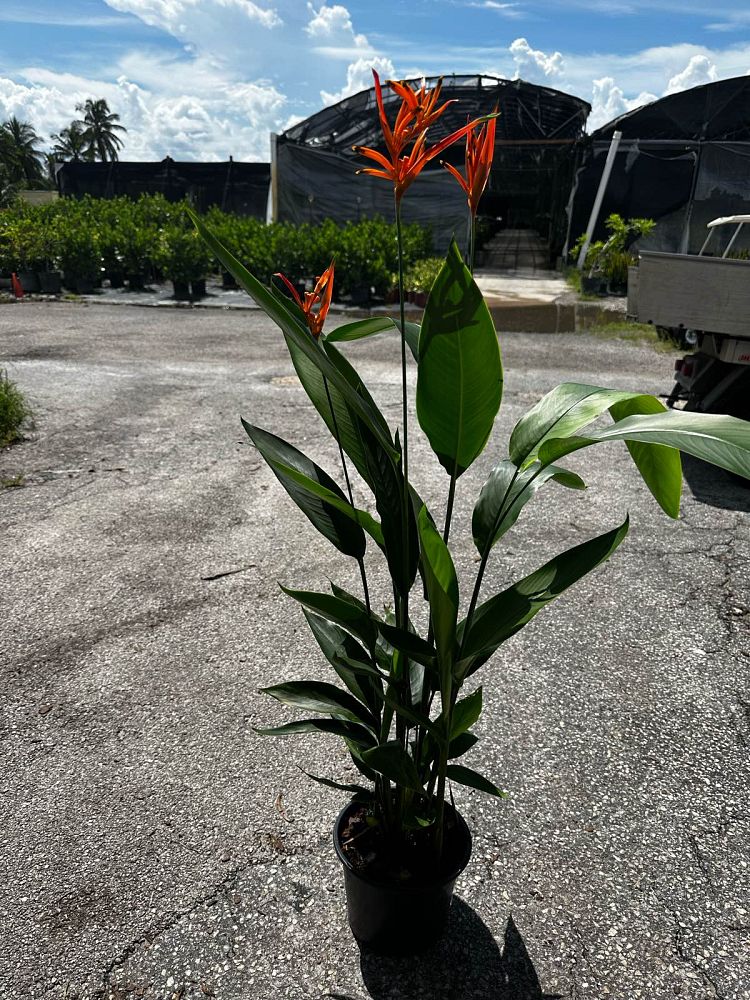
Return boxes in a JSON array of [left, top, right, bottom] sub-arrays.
[[469, 214, 476, 275], [443, 473, 457, 544]]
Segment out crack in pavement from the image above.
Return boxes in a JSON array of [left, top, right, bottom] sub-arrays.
[[671, 911, 727, 1000]]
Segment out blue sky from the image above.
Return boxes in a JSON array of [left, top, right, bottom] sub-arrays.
[[1, 0, 749, 160]]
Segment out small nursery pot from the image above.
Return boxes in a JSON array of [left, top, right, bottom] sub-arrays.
[[74, 276, 96, 295], [17, 270, 40, 294], [127, 273, 146, 291], [38, 271, 62, 295], [190, 279, 207, 300], [172, 280, 191, 301], [334, 801, 472, 955]]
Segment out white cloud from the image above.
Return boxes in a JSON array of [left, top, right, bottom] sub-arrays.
[[665, 54, 718, 93], [509, 37, 564, 81], [106, 0, 282, 31], [589, 77, 657, 129], [320, 56, 395, 106]]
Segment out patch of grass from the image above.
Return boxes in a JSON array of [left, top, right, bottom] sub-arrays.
[[0, 371, 32, 447], [564, 267, 582, 294], [0, 473, 24, 488], [588, 321, 679, 354]]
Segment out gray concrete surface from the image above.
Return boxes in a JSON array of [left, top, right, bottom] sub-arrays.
[[1, 299, 749, 1000]]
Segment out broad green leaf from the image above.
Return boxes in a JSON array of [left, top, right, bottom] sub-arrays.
[[361, 741, 424, 791], [262, 457, 384, 547], [446, 764, 506, 798], [451, 687, 482, 739], [299, 768, 372, 797], [261, 680, 377, 730], [609, 396, 682, 517], [304, 610, 383, 717], [242, 421, 366, 559], [417, 506, 459, 673], [540, 409, 750, 495], [381, 691, 439, 735], [458, 517, 630, 676], [509, 383, 666, 467], [472, 459, 586, 555], [360, 423, 418, 598], [281, 586, 378, 652], [449, 731, 478, 759], [378, 622, 436, 667], [255, 718, 376, 747], [190, 210, 393, 457], [417, 239, 503, 477], [324, 316, 421, 361]]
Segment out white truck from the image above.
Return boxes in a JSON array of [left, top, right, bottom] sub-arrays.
[[628, 216, 750, 419]]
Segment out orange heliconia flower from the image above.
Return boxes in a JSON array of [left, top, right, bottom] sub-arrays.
[[443, 109, 498, 217], [275, 260, 334, 339], [354, 70, 488, 202]]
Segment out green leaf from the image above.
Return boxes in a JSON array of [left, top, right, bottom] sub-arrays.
[[299, 768, 372, 797], [324, 316, 421, 361], [472, 460, 586, 555], [416, 239, 503, 478], [417, 506, 459, 673], [448, 731, 478, 759], [255, 718, 375, 747], [259, 455, 384, 547], [451, 687, 482, 739], [509, 382, 667, 467], [360, 423, 418, 598], [190, 211, 394, 459], [540, 409, 750, 500], [609, 396, 682, 517], [242, 421, 366, 559], [281, 586, 378, 652], [304, 611, 383, 717], [459, 517, 630, 676], [378, 622, 436, 667], [261, 680, 377, 730], [361, 741, 425, 792], [446, 764, 506, 798]]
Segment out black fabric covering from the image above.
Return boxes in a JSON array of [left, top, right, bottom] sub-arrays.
[[57, 158, 270, 217], [278, 75, 590, 256], [568, 76, 750, 254]]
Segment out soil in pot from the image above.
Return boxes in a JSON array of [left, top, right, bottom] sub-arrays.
[[334, 800, 472, 955]]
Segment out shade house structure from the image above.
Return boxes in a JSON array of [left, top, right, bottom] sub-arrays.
[[271, 75, 591, 260], [567, 75, 750, 257]]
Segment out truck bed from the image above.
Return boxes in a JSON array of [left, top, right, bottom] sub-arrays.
[[631, 251, 750, 339]]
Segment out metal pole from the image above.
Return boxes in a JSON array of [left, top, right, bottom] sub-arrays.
[[577, 130, 622, 269], [268, 133, 278, 224]]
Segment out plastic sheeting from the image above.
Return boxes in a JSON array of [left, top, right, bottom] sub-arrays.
[[277, 75, 590, 257], [568, 76, 750, 255], [57, 157, 270, 217]]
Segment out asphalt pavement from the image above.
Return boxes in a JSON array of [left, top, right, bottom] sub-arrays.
[[1, 300, 749, 999]]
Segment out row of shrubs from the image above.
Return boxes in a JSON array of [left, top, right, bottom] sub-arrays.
[[0, 194, 436, 301]]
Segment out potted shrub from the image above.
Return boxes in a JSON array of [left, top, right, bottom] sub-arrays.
[[37, 215, 63, 295], [155, 225, 212, 301], [59, 225, 100, 294], [191, 72, 750, 956]]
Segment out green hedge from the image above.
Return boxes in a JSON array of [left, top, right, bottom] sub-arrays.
[[0, 194, 433, 298]]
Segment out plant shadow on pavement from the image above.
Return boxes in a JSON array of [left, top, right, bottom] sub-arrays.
[[327, 904, 561, 999], [681, 454, 750, 513]]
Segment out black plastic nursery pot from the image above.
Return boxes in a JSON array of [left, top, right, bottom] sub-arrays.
[[127, 273, 146, 291], [333, 801, 472, 955], [38, 271, 62, 295], [74, 276, 96, 295], [108, 271, 125, 289], [172, 280, 191, 301], [190, 279, 207, 300], [17, 270, 40, 294]]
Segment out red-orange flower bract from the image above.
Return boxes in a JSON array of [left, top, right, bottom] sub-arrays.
[[275, 260, 334, 339], [354, 70, 488, 203], [443, 109, 498, 217]]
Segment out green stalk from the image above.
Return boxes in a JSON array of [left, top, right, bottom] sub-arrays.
[[469, 213, 476, 275]]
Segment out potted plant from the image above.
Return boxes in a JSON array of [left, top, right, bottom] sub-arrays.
[[155, 225, 212, 301], [37, 215, 63, 295], [191, 72, 750, 956], [59, 224, 101, 295]]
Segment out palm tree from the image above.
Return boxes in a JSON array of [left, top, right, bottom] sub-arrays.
[[0, 117, 45, 184], [76, 99, 127, 162], [51, 121, 92, 162]]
